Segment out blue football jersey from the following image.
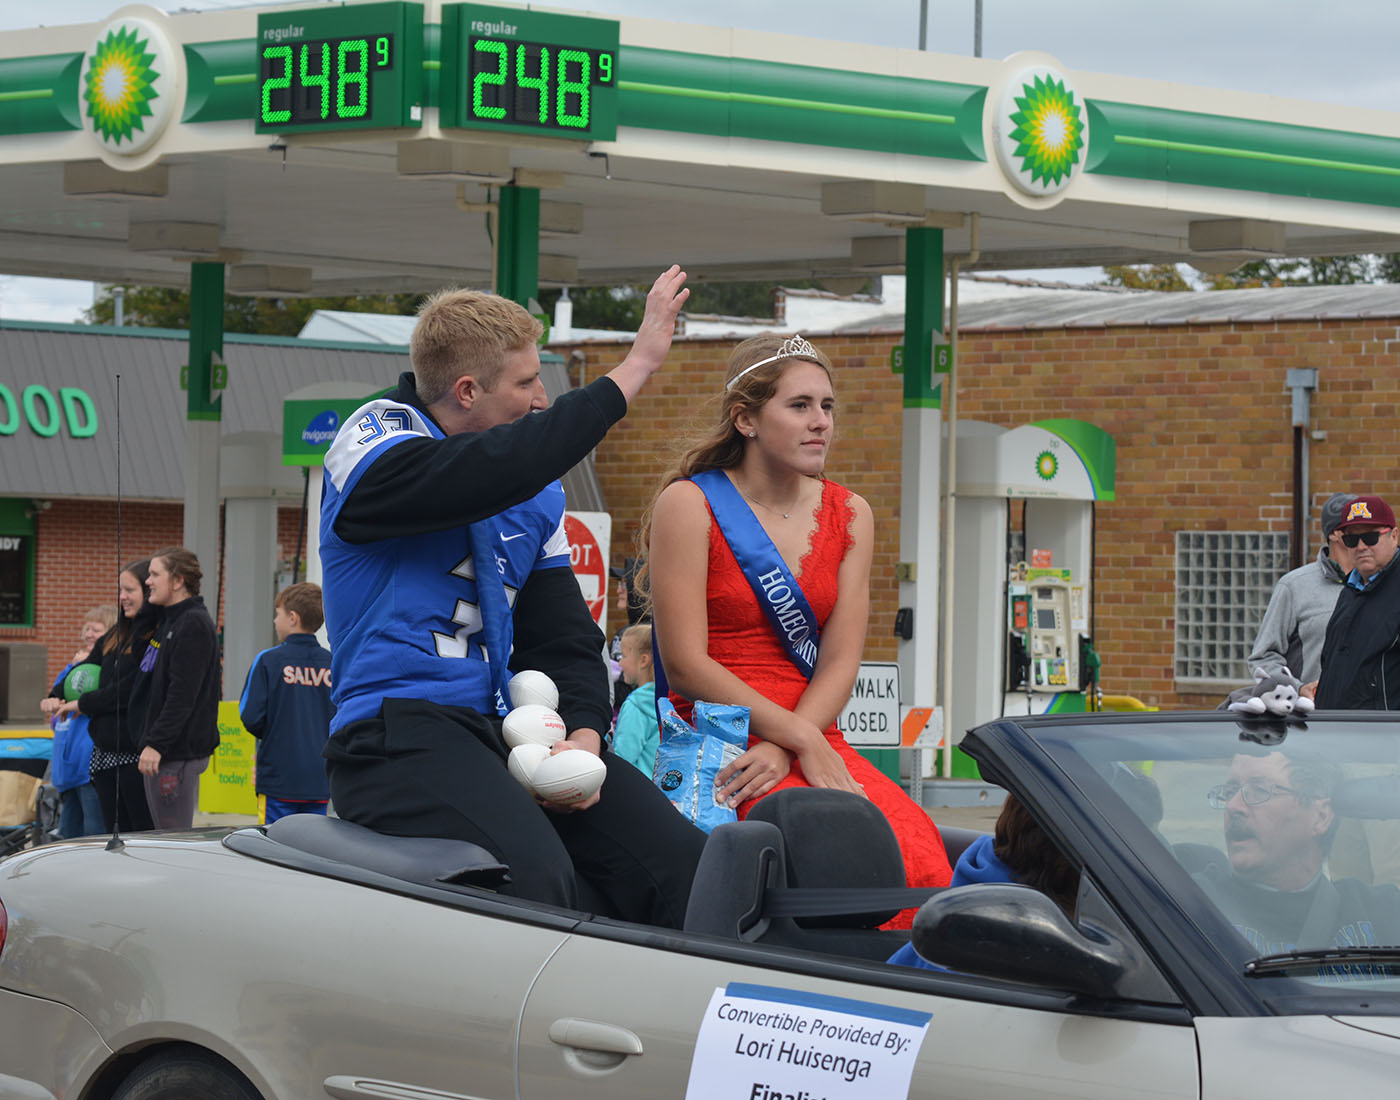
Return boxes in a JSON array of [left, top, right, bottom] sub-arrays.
[[320, 397, 571, 731]]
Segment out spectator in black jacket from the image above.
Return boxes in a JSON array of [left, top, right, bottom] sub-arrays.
[[1315, 496, 1400, 710], [141, 547, 221, 829], [55, 559, 159, 831]]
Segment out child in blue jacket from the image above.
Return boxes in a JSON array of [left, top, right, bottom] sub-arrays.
[[239, 583, 335, 824], [612, 624, 659, 775], [40, 606, 117, 838]]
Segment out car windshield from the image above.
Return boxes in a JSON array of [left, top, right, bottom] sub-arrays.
[[1027, 713, 1400, 992]]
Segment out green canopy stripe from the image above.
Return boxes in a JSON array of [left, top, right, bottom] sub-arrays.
[[618, 80, 955, 125]]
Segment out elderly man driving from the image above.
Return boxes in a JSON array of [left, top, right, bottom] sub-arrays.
[[1195, 751, 1400, 958]]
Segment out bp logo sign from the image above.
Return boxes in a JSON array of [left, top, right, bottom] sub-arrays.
[[81, 13, 178, 155], [994, 66, 1087, 199]]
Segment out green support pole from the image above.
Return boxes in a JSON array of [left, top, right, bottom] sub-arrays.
[[182, 261, 226, 649], [902, 226, 944, 409], [188, 261, 224, 420], [858, 228, 948, 785], [496, 185, 540, 307]]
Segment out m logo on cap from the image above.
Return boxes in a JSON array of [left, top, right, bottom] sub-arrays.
[[1347, 501, 1375, 522]]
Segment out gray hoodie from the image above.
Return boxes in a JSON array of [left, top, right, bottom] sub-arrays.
[[1246, 546, 1349, 683]]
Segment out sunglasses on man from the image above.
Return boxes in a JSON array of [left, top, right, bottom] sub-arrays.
[[1340, 528, 1392, 548]]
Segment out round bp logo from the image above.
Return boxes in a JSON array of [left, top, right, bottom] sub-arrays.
[[81, 13, 178, 155], [994, 65, 1087, 198], [301, 410, 341, 446], [1035, 449, 1058, 482]]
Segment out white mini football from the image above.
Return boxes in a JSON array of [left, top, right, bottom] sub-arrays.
[[502, 704, 568, 750], [530, 749, 606, 805], [508, 670, 560, 712], [507, 743, 551, 793]]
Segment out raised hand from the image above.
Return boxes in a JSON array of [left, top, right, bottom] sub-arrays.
[[606, 265, 690, 403]]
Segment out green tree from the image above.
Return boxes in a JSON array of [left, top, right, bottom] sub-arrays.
[[1208, 254, 1395, 287], [85, 285, 423, 336], [1102, 264, 1193, 291], [535, 285, 646, 331], [89, 276, 879, 337], [539, 277, 866, 331], [1104, 253, 1400, 291]]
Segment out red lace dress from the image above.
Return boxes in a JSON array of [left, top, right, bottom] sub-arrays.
[[668, 478, 952, 927]]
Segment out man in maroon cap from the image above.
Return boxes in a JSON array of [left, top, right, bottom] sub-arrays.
[[1314, 495, 1400, 709]]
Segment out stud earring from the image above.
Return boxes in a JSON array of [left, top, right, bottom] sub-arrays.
[[748, 430, 757, 438]]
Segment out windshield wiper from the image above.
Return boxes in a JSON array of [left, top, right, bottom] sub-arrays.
[[1246, 948, 1400, 976]]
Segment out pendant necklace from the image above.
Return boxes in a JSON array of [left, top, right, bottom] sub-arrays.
[[740, 484, 802, 519]]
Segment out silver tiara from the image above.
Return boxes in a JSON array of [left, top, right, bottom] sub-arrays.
[[725, 335, 820, 391]]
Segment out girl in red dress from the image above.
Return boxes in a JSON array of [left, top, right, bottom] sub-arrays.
[[641, 334, 952, 924]]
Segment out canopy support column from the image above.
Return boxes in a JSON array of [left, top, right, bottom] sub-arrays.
[[898, 228, 945, 793], [185, 260, 224, 685], [496, 184, 539, 306]]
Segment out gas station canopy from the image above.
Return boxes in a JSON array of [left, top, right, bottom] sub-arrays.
[[1, 0, 1399, 295]]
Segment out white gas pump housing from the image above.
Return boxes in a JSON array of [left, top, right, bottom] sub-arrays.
[[949, 419, 1116, 747]]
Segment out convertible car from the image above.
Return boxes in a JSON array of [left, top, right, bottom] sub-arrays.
[[4, 711, 1400, 1099]]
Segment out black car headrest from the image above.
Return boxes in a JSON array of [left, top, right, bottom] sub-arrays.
[[747, 787, 906, 928], [1333, 775, 1400, 820]]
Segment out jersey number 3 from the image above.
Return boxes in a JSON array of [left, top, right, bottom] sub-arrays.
[[431, 553, 518, 661], [356, 408, 412, 443]]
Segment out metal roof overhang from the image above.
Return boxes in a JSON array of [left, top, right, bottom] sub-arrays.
[[0, 322, 603, 509], [0, 3, 1398, 294]]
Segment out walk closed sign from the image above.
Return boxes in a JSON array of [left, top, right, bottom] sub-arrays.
[[839, 661, 900, 746]]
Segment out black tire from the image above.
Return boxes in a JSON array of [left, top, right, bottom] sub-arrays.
[[111, 1045, 261, 1100]]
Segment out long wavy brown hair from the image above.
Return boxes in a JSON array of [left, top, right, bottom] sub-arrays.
[[633, 334, 834, 603], [96, 559, 159, 659]]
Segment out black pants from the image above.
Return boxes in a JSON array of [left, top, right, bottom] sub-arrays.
[[325, 699, 707, 927], [92, 762, 155, 832]]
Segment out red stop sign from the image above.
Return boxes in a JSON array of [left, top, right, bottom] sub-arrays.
[[564, 513, 607, 625]]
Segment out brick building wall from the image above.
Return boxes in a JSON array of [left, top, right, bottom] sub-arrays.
[[567, 314, 1400, 712], [8, 314, 1398, 710], [2, 500, 311, 688]]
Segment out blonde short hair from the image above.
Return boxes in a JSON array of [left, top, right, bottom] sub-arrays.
[[621, 622, 653, 655], [83, 604, 119, 631], [411, 288, 543, 404]]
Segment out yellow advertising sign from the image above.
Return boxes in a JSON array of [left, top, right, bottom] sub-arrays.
[[198, 700, 257, 815]]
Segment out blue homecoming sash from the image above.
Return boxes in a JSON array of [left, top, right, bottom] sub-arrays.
[[691, 469, 820, 680], [467, 522, 513, 715]]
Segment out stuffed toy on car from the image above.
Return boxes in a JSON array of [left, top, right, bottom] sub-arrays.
[[1220, 666, 1316, 717]]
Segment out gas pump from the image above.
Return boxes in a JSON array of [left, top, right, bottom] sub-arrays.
[[946, 420, 1115, 766], [1005, 571, 1102, 702], [1009, 575, 1078, 692]]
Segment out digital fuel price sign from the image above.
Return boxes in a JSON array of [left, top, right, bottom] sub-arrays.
[[442, 5, 619, 141], [256, 2, 423, 134]]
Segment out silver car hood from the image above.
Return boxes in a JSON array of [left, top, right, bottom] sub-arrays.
[[1333, 1016, 1400, 1041]]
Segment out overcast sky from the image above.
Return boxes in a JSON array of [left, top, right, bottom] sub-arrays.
[[3, 0, 1397, 321]]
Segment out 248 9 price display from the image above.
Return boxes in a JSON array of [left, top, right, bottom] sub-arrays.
[[259, 35, 395, 128], [468, 37, 613, 132]]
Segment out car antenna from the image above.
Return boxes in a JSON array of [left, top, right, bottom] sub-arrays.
[[106, 372, 124, 853]]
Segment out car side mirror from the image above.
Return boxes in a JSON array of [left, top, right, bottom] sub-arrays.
[[910, 884, 1129, 999]]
